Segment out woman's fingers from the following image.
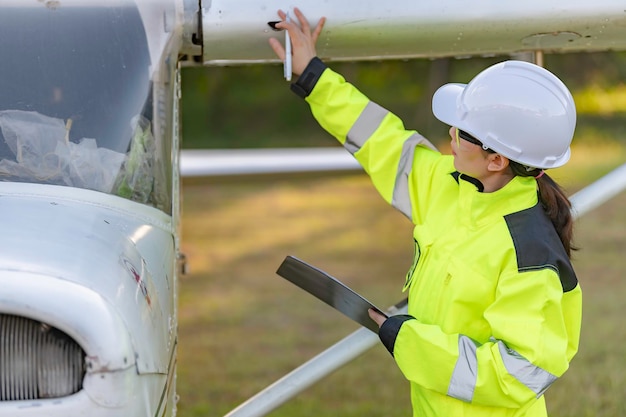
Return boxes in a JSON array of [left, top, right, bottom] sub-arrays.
[[368, 308, 387, 328], [293, 7, 310, 34], [268, 37, 286, 61], [311, 17, 326, 44]]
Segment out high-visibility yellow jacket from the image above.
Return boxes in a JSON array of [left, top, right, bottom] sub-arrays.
[[293, 58, 582, 417]]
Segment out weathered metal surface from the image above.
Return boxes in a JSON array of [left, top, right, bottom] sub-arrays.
[[201, 0, 626, 64]]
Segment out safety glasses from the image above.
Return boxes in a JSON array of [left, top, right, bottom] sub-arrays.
[[455, 128, 491, 151]]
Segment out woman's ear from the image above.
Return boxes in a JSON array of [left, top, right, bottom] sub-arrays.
[[487, 153, 510, 173]]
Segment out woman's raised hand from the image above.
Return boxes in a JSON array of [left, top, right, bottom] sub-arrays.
[[269, 7, 326, 77]]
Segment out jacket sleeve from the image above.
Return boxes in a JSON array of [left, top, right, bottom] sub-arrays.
[[293, 58, 442, 222], [381, 269, 582, 408]]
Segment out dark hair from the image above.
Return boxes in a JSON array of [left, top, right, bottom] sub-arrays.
[[509, 161, 576, 257]]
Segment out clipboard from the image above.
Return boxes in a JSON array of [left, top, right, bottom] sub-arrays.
[[276, 256, 387, 333]]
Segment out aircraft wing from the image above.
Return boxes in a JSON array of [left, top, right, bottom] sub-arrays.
[[199, 0, 626, 65], [180, 148, 361, 177]]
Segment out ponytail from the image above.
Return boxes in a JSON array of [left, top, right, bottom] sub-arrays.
[[510, 162, 577, 257], [536, 173, 577, 257]]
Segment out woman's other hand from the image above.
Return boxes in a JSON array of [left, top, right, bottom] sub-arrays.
[[368, 308, 387, 329]]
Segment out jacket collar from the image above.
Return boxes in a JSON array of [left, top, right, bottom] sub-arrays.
[[452, 171, 538, 228]]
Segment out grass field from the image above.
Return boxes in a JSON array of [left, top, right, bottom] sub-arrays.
[[177, 146, 625, 417]]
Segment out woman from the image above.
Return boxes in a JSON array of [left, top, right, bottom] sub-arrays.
[[270, 8, 582, 417]]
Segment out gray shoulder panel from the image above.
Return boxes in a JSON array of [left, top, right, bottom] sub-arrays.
[[504, 204, 578, 292]]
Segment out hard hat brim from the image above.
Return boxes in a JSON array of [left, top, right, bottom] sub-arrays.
[[432, 83, 466, 128]]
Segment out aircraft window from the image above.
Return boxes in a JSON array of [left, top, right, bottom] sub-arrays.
[[0, 4, 170, 212]]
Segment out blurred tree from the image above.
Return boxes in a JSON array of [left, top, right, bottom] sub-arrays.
[[181, 52, 626, 149]]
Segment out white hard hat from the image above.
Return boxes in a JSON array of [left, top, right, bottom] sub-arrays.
[[432, 60, 576, 169]]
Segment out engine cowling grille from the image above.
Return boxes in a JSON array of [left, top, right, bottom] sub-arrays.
[[0, 314, 85, 401]]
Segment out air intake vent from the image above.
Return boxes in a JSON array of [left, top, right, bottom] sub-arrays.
[[0, 314, 86, 401]]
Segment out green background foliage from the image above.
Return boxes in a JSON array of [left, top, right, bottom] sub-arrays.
[[180, 51, 626, 150]]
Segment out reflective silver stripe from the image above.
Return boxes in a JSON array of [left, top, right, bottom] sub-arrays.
[[345, 101, 388, 154], [495, 339, 557, 397], [448, 337, 558, 403], [391, 133, 435, 220], [345, 101, 438, 220], [447, 335, 479, 403]]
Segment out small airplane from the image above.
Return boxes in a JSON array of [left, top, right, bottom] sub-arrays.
[[0, 1, 624, 416]]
